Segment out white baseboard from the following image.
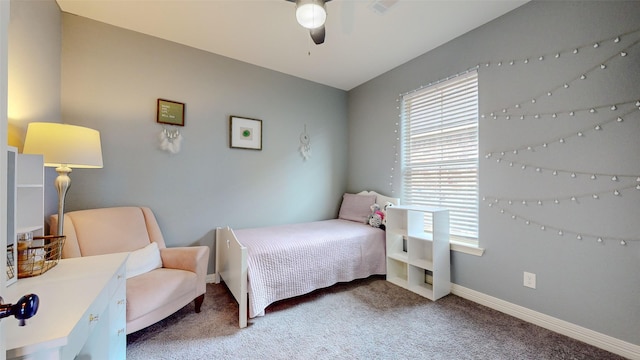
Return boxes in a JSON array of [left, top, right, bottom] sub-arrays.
[[451, 284, 640, 360], [206, 273, 217, 284]]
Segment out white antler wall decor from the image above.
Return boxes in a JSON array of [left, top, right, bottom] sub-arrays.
[[159, 127, 183, 154]]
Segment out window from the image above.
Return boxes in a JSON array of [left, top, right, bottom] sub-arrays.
[[400, 70, 479, 243]]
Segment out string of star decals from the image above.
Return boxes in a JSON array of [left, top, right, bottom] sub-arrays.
[[483, 180, 640, 207], [481, 32, 640, 119], [479, 29, 640, 246], [485, 100, 639, 151], [478, 27, 640, 72], [388, 120, 399, 195], [489, 206, 638, 246], [485, 101, 640, 180]]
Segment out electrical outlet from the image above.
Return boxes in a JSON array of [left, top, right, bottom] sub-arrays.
[[523, 272, 536, 289]]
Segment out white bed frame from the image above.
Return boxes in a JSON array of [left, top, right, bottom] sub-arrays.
[[214, 226, 248, 328]]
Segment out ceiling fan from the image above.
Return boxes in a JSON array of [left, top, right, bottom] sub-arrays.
[[286, 0, 332, 45]]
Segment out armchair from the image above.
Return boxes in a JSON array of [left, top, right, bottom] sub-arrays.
[[50, 206, 210, 334]]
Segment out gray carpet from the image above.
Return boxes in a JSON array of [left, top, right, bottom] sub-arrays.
[[126, 276, 625, 359]]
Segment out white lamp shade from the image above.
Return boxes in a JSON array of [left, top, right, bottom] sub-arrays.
[[296, 0, 326, 29], [23, 122, 103, 168]]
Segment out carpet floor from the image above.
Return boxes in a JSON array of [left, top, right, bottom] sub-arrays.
[[126, 276, 625, 359]]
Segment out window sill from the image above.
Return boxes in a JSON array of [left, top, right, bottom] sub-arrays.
[[450, 240, 485, 256]]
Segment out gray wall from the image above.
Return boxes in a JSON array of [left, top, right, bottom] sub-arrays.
[[8, 0, 61, 139], [348, 1, 640, 345], [60, 14, 349, 273], [7, 0, 60, 219]]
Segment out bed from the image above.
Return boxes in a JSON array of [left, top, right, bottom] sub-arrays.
[[214, 191, 398, 328]]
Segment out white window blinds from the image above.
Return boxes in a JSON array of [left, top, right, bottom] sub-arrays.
[[401, 70, 479, 240]]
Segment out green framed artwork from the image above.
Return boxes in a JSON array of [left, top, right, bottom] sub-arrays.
[[157, 99, 185, 126], [229, 116, 262, 150]]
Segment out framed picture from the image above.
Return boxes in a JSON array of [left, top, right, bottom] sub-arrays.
[[157, 99, 185, 126], [230, 116, 262, 150]]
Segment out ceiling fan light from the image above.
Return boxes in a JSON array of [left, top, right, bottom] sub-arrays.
[[296, 0, 326, 29]]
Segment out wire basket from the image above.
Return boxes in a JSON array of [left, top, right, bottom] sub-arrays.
[[17, 235, 65, 278], [6, 243, 15, 280]]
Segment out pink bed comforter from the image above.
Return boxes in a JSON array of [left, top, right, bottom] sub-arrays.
[[234, 219, 386, 318]]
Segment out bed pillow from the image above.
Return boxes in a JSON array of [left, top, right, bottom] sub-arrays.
[[370, 191, 400, 207], [339, 193, 377, 223], [126, 242, 163, 279]]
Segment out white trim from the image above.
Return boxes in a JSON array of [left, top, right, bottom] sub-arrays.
[[206, 273, 218, 284], [400, 65, 480, 98], [451, 284, 640, 360], [450, 241, 485, 256]]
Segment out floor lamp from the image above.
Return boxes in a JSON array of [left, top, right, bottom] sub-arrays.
[[22, 123, 103, 236]]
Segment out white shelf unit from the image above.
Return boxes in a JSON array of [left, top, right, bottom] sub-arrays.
[[15, 152, 44, 236], [386, 205, 451, 301], [6, 147, 17, 286], [5, 147, 44, 286]]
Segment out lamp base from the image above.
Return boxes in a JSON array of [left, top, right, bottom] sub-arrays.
[[55, 166, 72, 236]]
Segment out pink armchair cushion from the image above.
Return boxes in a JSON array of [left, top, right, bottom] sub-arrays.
[[126, 268, 196, 321]]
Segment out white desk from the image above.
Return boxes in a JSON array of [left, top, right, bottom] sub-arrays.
[[4, 253, 127, 359]]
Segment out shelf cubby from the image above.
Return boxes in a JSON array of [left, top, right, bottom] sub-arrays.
[[386, 257, 408, 289], [408, 264, 434, 298]]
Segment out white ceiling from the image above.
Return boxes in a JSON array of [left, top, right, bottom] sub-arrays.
[[56, 0, 528, 91]]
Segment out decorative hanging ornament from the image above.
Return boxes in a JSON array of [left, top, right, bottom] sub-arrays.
[[159, 127, 183, 154], [299, 124, 312, 160]]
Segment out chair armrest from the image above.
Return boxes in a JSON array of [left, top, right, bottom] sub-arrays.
[[160, 246, 208, 272], [160, 246, 210, 295]]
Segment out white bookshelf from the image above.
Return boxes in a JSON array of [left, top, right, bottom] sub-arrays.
[[5, 147, 44, 286], [385, 205, 451, 301], [15, 152, 44, 236], [6, 147, 17, 286]]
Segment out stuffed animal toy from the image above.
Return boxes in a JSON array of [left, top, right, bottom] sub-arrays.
[[368, 204, 386, 229]]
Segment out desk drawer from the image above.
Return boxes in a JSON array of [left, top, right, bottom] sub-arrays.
[[108, 261, 126, 298], [61, 284, 110, 359]]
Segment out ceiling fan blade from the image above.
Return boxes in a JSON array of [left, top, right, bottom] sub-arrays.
[[310, 25, 325, 45]]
